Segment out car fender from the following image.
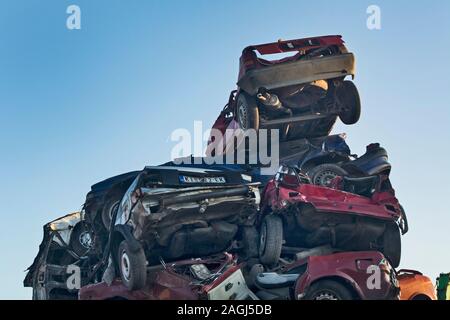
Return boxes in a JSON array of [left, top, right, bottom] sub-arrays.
[[296, 271, 364, 300], [301, 152, 348, 172], [112, 224, 142, 253]]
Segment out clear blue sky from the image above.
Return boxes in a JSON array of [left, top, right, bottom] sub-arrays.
[[1, 0, 449, 299]]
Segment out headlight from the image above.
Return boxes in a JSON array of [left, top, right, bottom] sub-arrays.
[[241, 174, 252, 182]]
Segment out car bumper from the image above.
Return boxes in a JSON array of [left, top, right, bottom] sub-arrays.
[[238, 53, 355, 95]]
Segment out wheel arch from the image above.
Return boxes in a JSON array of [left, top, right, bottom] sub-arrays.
[[111, 225, 142, 256], [301, 154, 347, 173], [410, 293, 433, 300], [303, 275, 363, 300]]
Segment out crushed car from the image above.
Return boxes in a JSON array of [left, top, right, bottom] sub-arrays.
[[23, 212, 97, 300], [279, 135, 392, 187], [252, 250, 399, 300], [103, 165, 261, 290], [257, 165, 407, 268], [397, 269, 437, 300], [207, 35, 360, 156], [79, 253, 257, 300]]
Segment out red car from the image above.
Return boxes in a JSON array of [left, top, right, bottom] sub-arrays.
[[207, 35, 360, 156], [254, 251, 399, 300], [257, 166, 407, 268], [79, 253, 257, 300]]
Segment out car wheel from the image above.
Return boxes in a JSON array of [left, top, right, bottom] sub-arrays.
[[308, 164, 348, 187], [259, 215, 283, 266], [241, 226, 259, 259], [69, 221, 94, 257], [101, 196, 121, 230], [337, 81, 361, 125], [399, 205, 409, 235], [117, 240, 147, 290], [305, 280, 354, 300], [382, 223, 401, 268], [236, 92, 259, 131], [247, 263, 265, 288]]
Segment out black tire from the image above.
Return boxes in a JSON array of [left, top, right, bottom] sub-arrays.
[[241, 226, 259, 259], [117, 240, 147, 290], [236, 92, 259, 131], [382, 223, 401, 268], [308, 164, 348, 187], [247, 263, 265, 288], [337, 81, 361, 125], [259, 215, 283, 266], [69, 221, 94, 257], [399, 205, 409, 235], [305, 280, 355, 300], [101, 196, 121, 230]]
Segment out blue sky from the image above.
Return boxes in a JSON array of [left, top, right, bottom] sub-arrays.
[[0, 0, 449, 299]]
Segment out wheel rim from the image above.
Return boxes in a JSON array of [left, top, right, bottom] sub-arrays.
[[238, 100, 248, 130], [314, 292, 339, 300], [78, 231, 93, 249], [314, 170, 339, 186], [120, 250, 131, 281]]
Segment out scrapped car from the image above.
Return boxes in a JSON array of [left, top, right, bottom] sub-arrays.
[[253, 251, 399, 300], [279, 135, 392, 187], [23, 212, 97, 300], [207, 35, 360, 156], [258, 166, 407, 268], [437, 273, 450, 300], [163, 155, 274, 188], [107, 166, 261, 290], [80, 253, 257, 300], [397, 269, 437, 300]]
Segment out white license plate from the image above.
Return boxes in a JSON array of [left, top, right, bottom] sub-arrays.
[[180, 176, 226, 184]]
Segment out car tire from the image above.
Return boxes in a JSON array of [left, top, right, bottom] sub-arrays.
[[305, 280, 355, 300], [337, 81, 361, 125], [259, 215, 283, 266], [382, 223, 401, 268], [399, 205, 409, 235], [69, 221, 94, 257], [236, 92, 259, 131], [241, 226, 259, 259], [308, 164, 348, 187], [247, 263, 265, 288], [101, 196, 121, 230], [117, 240, 147, 290]]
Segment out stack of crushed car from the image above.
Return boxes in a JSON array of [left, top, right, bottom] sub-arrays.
[[25, 35, 437, 301]]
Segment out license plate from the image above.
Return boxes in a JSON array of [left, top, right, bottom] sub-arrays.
[[179, 175, 226, 184]]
